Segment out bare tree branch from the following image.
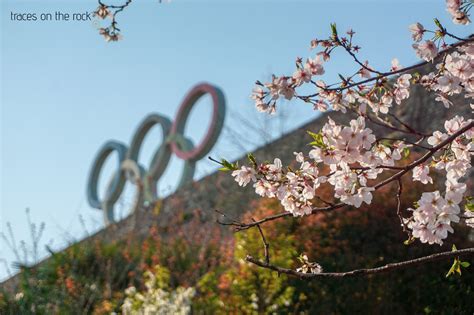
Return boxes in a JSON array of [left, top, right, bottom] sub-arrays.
[[246, 248, 474, 279], [253, 219, 270, 264]]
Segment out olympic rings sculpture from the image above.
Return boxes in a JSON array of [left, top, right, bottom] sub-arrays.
[[86, 83, 226, 225]]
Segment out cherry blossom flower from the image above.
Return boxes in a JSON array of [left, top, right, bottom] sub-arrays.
[[427, 131, 448, 146], [232, 166, 256, 187], [313, 99, 328, 112], [94, 5, 111, 19], [413, 40, 438, 61], [446, 0, 471, 25], [358, 61, 372, 78], [293, 69, 312, 86], [436, 74, 461, 95], [449, 58, 471, 80], [390, 58, 402, 71], [264, 75, 295, 102], [304, 56, 325, 76], [393, 74, 412, 105], [257, 102, 276, 114], [413, 165, 433, 184], [340, 187, 374, 208], [297, 255, 323, 274], [409, 22, 425, 42]]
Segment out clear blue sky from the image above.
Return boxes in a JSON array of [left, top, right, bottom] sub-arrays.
[[1, 0, 471, 280]]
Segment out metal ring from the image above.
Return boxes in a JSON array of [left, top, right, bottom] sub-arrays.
[[169, 83, 226, 161], [87, 141, 127, 210], [86, 83, 226, 225], [170, 134, 196, 188], [127, 114, 173, 199]]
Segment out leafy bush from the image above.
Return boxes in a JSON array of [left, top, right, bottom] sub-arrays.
[[1, 181, 473, 314]]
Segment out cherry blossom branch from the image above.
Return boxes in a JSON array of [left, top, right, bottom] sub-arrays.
[[373, 120, 473, 190], [233, 3, 473, 280], [245, 247, 474, 279], [94, 0, 166, 41], [300, 35, 474, 98], [444, 30, 467, 42], [217, 120, 472, 231], [335, 36, 384, 76], [94, 0, 133, 41]]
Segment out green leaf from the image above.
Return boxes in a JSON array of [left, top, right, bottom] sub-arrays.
[[465, 202, 474, 212], [297, 253, 307, 264], [247, 153, 257, 167], [402, 147, 410, 159], [452, 244, 457, 252], [219, 159, 238, 172], [380, 140, 392, 147], [445, 255, 470, 278], [410, 72, 421, 83], [307, 131, 326, 149], [433, 18, 445, 33], [307, 130, 319, 139], [403, 237, 415, 246], [446, 258, 461, 278], [330, 23, 338, 39]]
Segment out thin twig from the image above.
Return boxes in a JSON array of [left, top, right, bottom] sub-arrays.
[[253, 218, 270, 264], [337, 38, 384, 76], [246, 247, 474, 279], [366, 113, 431, 138], [396, 179, 410, 236], [377, 137, 431, 150]]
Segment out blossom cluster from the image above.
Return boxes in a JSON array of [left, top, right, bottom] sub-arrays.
[[93, 1, 171, 42], [419, 43, 473, 108], [446, 0, 471, 25], [252, 33, 419, 119], [407, 188, 462, 246], [233, 117, 414, 216], [93, 4, 123, 42], [407, 8, 473, 110], [408, 116, 473, 244], [98, 28, 123, 42], [252, 0, 472, 120], [121, 268, 195, 315], [296, 254, 323, 274]]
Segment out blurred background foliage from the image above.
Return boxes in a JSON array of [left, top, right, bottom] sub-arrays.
[[1, 177, 473, 314]]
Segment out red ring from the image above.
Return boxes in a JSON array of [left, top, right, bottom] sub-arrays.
[[169, 83, 225, 161]]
